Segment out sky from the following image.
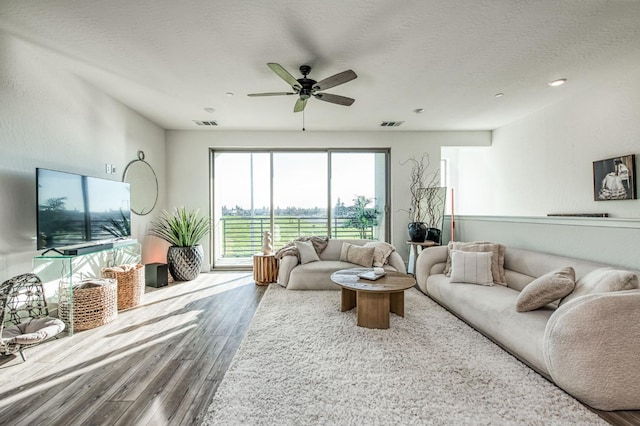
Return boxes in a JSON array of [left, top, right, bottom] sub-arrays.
[[214, 152, 378, 211]]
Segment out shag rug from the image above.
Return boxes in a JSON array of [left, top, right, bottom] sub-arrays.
[[203, 285, 605, 425]]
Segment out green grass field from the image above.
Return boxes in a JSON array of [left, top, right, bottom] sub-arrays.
[[220, 216, 375, 257]]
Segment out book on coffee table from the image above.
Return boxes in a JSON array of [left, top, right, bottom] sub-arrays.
[[357, 271, 386, 281]]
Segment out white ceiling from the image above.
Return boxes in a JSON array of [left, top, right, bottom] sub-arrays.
[[2, 1, 640, 131]]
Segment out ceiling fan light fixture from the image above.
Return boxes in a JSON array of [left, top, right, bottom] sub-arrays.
[[548, 78, 567, 87], [414, 108, 424, 114], [248, 63, 357, 113], [204, 107, 216, 113], [494, 93, 504, 98]]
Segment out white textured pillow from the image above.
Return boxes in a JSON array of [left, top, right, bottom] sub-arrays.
[[444, 241, 507, 286], [559, 267, 639, 306], [2, 317, 65, 345], [449, 250, 494, 286], [294, 240, 320, 264], [363, 241, 395, 267], [516, 267, 576, 312], [340, 242, 375, 268]]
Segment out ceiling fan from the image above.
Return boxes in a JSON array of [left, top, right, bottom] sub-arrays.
[[248, 63, 357, 112]]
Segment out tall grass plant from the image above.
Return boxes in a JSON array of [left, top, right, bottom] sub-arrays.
[[149, 207, 211, 247]]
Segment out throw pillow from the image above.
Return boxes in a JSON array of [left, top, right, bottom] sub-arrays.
[[340, 242, 375, 268], [3, 317, 66, 345], [294, 240, 320, 264], [559, 268, 639, 307], [274, 236, 329, 260], [363, 241, 395, 267], [515, 267, 575, 312], [443, 241, 507, 286], [449, 250, 494, 286]]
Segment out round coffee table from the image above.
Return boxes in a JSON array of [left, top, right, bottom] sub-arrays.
[[330, 268, 416, 329]]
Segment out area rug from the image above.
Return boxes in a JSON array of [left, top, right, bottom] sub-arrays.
[[203, 285, 605, 425]]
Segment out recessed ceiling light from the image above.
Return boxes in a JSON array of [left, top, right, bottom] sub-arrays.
[[414, 108, 424, 114], [225, 92, 235, 97], [548, 78, 567, 87], [494, 93, 504, 98], [204, 107, 215, 113]]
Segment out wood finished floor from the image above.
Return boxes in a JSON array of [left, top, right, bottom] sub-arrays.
[[0, 272, 266, 426], [0, 272, 638, 426]]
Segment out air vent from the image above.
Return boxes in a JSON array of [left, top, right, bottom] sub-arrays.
[[380, 121, 404, 127], [194, 120, 218, 126]]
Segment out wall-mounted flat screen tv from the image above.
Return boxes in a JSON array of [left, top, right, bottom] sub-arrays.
[[36, 168, 131, 250]]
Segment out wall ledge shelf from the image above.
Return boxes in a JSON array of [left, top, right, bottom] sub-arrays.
[[449, 215, 640, 230]]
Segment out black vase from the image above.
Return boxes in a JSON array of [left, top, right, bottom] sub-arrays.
[[408, 222, 427, 242], [426, 227, 441, 244], [167, 244, 204, 281]]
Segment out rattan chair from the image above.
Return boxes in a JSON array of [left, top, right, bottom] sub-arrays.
[[0, 273, 65, 361]]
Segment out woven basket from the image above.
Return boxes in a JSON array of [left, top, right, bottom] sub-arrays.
[[101, 264, 145, 310], [58, 278, 118, 331]]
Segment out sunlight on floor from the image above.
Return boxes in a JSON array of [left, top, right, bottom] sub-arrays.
[[0, 271, 257, 413], [0, 324, 197, 409]]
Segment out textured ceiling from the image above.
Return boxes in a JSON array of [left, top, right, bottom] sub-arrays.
[[2, 0, 640, 131]]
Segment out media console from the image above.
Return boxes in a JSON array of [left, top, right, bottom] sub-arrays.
[[33, 240, 141, 336], [41, 239, 137, 256]]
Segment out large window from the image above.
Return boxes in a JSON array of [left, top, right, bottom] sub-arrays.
[[212, 149, 389, 268], [330, 152, 387, 241], [273, 152, 329, 242]]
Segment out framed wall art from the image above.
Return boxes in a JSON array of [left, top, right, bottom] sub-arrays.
[[593, 154, 636, 201]]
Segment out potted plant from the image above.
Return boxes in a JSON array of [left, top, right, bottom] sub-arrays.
[[344, 195, 380, 239], [420, 186, 447, 244], [401, 153, 441, 242], [148, 207, 211, 281]]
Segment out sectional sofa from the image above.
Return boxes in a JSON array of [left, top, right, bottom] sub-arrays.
[[415, 243, 640, 411], [277, 238, 406, 290]]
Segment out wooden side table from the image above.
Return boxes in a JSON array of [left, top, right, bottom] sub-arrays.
[[253, 254, 278, 286], [406, 240, 439, 275]]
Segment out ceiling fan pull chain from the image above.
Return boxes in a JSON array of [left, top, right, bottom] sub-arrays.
[[302, 109, 306, 132]]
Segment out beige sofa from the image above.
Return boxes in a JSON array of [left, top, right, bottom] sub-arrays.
[[277, 239, 406, 290], [415, 244, 640, 411]]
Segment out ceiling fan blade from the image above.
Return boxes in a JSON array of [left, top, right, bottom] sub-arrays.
[[248, 92, 296, 97], [293, 97, 308, 112], [267, 63, 302, 90], [313, 70, 357, 91], [313, 93, 355, 106]]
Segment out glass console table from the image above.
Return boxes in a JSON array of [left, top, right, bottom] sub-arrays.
[[32, 240, 141, 335]]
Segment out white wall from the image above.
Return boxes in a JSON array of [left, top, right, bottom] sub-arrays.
[[445, 71, 640, 218], [0, 32, 167, 280], [165, 130, 490, 266], [442, 72, 640, 268], [448, 215, 640, 270]]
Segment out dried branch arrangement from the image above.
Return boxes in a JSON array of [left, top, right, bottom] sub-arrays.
[[399, 153, 441, 224], [420, 187, 446, 228]]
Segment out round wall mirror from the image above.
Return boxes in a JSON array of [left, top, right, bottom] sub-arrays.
[[123, 151, 158, 216]]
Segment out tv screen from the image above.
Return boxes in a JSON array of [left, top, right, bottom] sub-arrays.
[[36, 168, 131, 250]]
